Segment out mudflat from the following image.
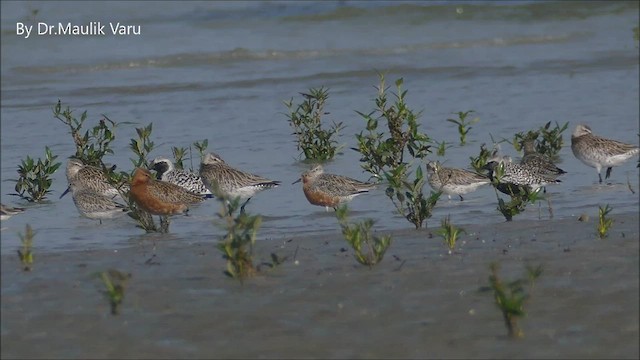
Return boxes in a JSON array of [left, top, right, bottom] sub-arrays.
[[2, 213, 638, 359]]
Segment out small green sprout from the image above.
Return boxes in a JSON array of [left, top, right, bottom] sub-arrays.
[[446, 110, 479, 146], [597, 204, 613, 239], [483, 262, 543, 338], [336, 205, 392, 268], [98, 269, 131, 315], [17, 224, 35, 271], [436, 215, 465, 253]]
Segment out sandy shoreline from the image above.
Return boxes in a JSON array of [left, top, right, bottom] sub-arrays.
[[2, 213, 639, 359]]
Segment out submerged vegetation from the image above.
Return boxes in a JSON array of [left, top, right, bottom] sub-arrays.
[[97, 269, 131, 315], [17, 224, 35, 271], [436, 215, 465, 254], [216, 195, 262, 283], [336, 205, 392, 267], [482, 262, 543, 338]]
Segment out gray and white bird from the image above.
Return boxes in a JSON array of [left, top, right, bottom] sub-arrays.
[[199, 152, 280, 212], [571, 124, 639, 183], [68, 183, 129, 224], [61, 158, 128, 199], [149, 157, 212, 197], [426, 161, 490, 201]]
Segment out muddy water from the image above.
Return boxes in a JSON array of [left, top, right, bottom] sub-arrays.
[[1, 213, 638, 358], [1, 1, 638, 252]]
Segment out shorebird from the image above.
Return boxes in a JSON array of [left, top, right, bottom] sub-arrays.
[[129, 167, 205, 216], [520, 139, 567, 176], [68, 183, 129, 224], [426, 161, 490, 201], [293, 164, 376, 211], [571, 124, 639, 183], [1, 203, 25, 220], [61, 158, 128, 199], [484, 156, 561, 194], [149, 157, 212, 197], [199, 152, 280, 212]]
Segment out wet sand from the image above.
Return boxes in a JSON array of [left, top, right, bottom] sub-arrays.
[[1, 213, 638, 359]]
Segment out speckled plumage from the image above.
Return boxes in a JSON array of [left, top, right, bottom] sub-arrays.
[[294, 164, 376, 211], [199, 152, 280, 203], [520, 139, 566, 176], [130, 168, 204, 216], [62, 158, 128, 199], [69, 184, 129, 223], [426, 161, 490, 201], [150, 157, 212, 196], [571, 124, 639, 183], [484, 157, 561, 193]]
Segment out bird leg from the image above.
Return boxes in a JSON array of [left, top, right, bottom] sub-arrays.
[[605, 167, 613, 180], [598, 172, 603, 184], [160, 215, 170, 233], [240, 198, 252, 214], [458, 195, 464, 201]]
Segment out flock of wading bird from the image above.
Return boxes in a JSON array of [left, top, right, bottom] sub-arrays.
[[2, 123, 637, 226]]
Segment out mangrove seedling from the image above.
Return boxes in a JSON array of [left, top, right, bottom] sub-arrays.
[[171, 146, 188, 170], [54, 100, 119, 167], [216, 195, 262, 283], [354, 75, 438, 228], [17, 224, 35, 271], [129, 123, 155, 169], [436, 215, 465, 254], [13, 147, 61, 202], [284, 87, 344, 162], [469, 143, 494, 173], [193, 139, 209, 162], [597, 204, 613, 239], [513, 121, 568, 161], [446, 110, 479, 146], [483, 262, 543, 338], [98, 269, 131, 315], [122, 123, 159, 232], [172, 139, 209, 172], [336, 205, 392, 268], [435, 140, 452, 156]]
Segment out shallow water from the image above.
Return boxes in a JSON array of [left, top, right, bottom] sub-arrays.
[[1, 1, 639, 254]]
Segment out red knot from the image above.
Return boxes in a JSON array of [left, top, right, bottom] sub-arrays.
[[293, 164, 376, 211], [129, 168, 204, 216]]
